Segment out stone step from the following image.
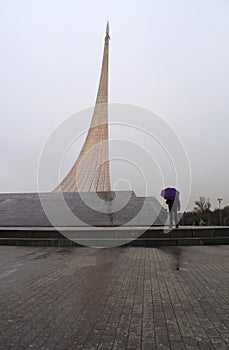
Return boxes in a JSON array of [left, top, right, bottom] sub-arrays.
[[0, 226, 228, 247]]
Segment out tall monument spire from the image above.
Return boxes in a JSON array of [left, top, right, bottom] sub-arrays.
[[54, 22, 111, 192]]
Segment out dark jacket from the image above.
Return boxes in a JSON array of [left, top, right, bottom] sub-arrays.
[[166, 197, 180, 212]]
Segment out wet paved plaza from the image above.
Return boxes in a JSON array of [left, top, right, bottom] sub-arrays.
[[0, 246, 228, 350]]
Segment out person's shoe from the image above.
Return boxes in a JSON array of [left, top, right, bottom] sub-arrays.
[[176, 224, 179, 228]]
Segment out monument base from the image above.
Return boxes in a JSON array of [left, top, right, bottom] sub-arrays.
[[0, 191, 167, 227]]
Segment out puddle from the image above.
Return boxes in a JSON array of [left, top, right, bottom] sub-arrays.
[[157, 247, 185, 270]]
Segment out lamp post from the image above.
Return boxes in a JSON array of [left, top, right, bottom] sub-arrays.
[[217, 198, 223, 226]]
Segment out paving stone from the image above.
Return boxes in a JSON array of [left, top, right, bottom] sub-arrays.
[[0, 245, 228, 349]]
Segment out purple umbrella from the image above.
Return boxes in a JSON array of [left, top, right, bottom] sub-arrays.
[[161, 187, 179, 200]]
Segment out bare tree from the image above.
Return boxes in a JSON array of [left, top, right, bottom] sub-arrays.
[[194, 196, 211, 212], [194, 196, 211, 223]]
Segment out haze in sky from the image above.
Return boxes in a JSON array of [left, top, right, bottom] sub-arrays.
[[0, 0, 229, 211]]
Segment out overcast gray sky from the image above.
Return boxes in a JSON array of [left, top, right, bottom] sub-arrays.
[[1, 0, 229, 211]]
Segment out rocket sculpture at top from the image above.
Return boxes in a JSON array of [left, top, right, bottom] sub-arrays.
[[54, 22, 111, 192]]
